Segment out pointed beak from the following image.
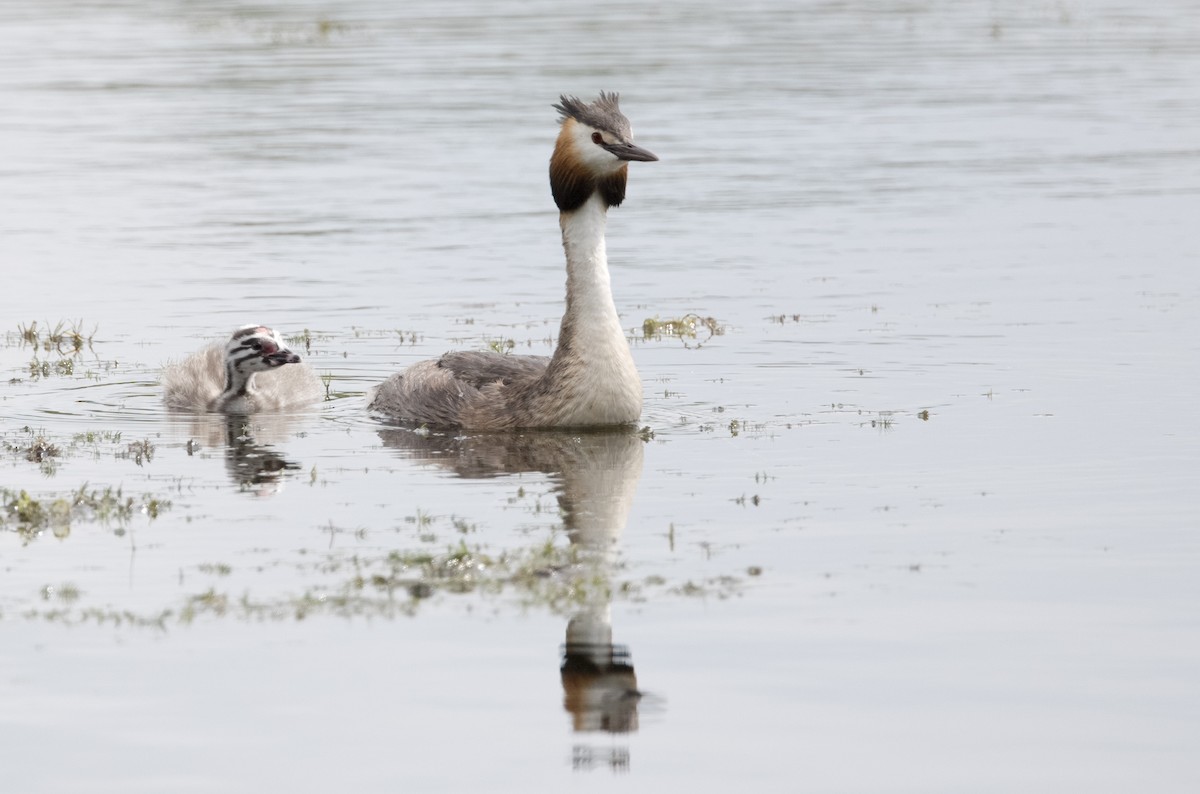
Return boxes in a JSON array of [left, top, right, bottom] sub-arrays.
[[604, 141, 659, 162], [263, 349, 301, 367]]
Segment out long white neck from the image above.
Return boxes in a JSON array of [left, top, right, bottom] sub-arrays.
[[560, 193, 628, 359], [545, 192, 642, 425]]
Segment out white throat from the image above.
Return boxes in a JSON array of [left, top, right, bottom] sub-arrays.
[[562, 194, 620, 332], [553, 192, 642, 424]]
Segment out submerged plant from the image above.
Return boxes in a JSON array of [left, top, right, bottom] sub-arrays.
[[13, 319, 96, 355], [3, 427, 67, 475], [0, 484, 172, 544], [640, 314, 724, 348], [118, 439, 155, 466], [485, 336, 516, 354], [10, 320, 98, 382]]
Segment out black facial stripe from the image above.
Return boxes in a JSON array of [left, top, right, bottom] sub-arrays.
[[231, 351, 263, 368]]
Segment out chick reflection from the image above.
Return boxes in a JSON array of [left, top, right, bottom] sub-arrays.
[[219, 416, 303, 493], [377, 426, 648, 740], [169, 414, 304, 496]]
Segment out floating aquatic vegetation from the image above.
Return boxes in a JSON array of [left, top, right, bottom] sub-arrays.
[[190, 15, 358, 47], [485, 336, 516, 354], [0, 484, 172, 544], [27, 357, 75, 379], [11, 319, 96, 355], [4, 426, 67, 475], [350, 327, 423, 345], [3, 427, 169, 476], [117, 439, 155, 467], [11, 529, 749, 626], [4, 430, 61, 464], [639, 314, 724, 348], [6, 320, 103, 381]]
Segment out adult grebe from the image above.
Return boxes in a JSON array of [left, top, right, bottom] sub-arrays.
[[163, 325, 322, 413], [369, 92, 658, 430]]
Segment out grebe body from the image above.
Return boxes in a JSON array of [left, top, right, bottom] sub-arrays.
[[370, 93, 657, 430]]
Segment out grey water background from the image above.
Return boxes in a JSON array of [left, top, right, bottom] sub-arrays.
[[2, 0, 1199, 790]]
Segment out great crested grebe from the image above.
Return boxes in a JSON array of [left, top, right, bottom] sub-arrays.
[[369, 92, 658, 430], [162, 324, 322, 414]]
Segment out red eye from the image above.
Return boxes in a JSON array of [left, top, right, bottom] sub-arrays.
[[591, 132, 603, 145]]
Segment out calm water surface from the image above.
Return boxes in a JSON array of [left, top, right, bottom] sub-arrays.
[[2, 1, 1198, 791]]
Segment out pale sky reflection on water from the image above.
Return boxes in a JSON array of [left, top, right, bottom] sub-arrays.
[[1, 1, 1199, 791]]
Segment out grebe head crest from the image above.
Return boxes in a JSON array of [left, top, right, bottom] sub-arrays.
[[555, 92, 631, 141], [550, 92, 657, 212]]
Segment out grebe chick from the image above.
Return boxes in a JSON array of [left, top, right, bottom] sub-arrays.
[[369, 92, 658, 430], [162, 325, 322, 414]]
